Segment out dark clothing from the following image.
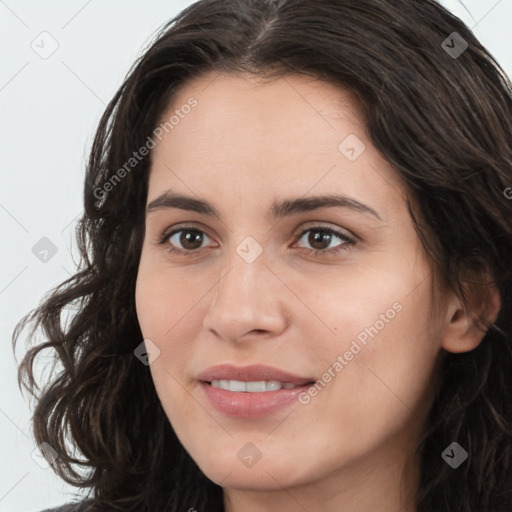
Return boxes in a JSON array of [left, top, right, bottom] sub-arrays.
[[40, 502, 92, 512], [40, 500, 222, 511]]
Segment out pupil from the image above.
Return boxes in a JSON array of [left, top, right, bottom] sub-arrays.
[[182, 230, 203, 250], [310, 231, 330, 250]]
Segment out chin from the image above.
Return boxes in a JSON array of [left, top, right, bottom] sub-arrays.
[[195, 453, 315, 491]]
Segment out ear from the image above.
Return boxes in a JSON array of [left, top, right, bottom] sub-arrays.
[[441, 280, 501, 354]]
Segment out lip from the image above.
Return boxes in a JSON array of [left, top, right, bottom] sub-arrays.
[[197, 364, 315, 386], [197, 364, 316, 419]]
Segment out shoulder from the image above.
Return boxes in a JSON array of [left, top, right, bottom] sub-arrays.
[[39, 500, 93, 512]]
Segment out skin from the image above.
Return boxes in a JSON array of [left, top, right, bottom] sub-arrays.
[[135, 72, 499, 512]]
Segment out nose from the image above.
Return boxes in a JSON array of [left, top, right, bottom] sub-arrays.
[[202, 244, 289, 344]]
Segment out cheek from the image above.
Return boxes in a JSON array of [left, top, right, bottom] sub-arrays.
[[303, 256, 438, 405], [135, 269, 200, 433], [318, 281, 439, 437], [134, 260, 206, 398], [135, 255, 199, 339]]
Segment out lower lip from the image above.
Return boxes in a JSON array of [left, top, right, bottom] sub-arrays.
[[199, 381, 313, 418]]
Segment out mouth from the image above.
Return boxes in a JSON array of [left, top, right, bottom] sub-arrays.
[[204, 379, 315, 392], [199, 380, 316, 418], [196, 364, 317, 418], [197, 363, 316, 387]]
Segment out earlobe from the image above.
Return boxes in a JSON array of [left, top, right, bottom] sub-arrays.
[[441, 283, 501, 354]]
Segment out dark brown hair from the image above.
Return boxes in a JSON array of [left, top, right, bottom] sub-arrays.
[[12, 0, 512, 511]]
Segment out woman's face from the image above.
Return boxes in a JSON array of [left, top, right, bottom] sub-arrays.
[[135, 72, 444, 493]]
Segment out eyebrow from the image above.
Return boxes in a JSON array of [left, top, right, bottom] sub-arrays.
[[146, 190, 383, 221]]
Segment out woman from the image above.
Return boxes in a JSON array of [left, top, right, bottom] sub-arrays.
[[14, 0, 512, 511]]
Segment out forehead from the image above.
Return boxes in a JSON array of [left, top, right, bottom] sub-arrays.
[[155, 71, 365, 156], [148, 71, 406, 217]]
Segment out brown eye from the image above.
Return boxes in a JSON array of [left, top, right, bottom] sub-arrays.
[[295, 227, 354, 255], [161, 228, 212, 253]]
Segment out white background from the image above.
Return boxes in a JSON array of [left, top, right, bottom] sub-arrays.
[[1, 1, 511, 510]]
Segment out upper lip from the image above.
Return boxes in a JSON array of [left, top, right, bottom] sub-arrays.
[[197, 364, 315, 386]]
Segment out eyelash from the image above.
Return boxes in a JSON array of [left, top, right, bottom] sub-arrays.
[[157, 225, 356, 257]]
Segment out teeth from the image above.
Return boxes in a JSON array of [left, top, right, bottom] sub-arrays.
[[229, 380, 246, 392], [246, 381, 266, 392], [210, 380, 299, 392]]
